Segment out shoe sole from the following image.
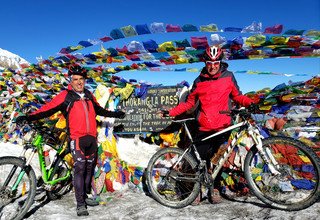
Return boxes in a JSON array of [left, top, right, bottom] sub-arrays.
[[77, 213, 89, 216]]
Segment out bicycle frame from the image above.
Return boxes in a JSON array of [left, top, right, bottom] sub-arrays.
[[10, 131, 71, 191], [173, 114, 281, 183], [34, 134, 71, 185], [147, 109, 320, 210]]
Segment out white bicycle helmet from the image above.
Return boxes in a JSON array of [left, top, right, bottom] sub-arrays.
[[203, 45, 224, 61]]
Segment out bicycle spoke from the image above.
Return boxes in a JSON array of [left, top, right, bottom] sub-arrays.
[[146, 148, 200, 208], [0, 157, 36, 219], [245, 137, 320, 210]]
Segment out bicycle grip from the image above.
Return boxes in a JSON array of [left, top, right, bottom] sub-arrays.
[[160, 109, 170, 117]]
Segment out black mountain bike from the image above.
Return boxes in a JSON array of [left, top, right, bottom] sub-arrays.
[[146, 108, 320, 210], [0, 122, 73, 220]]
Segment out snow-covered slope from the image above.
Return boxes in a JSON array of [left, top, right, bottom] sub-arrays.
[[0, 48, 29, 70]]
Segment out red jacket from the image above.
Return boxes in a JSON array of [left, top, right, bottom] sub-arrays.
[[169, 63, 253, 131], [28, 85, 119, 139]]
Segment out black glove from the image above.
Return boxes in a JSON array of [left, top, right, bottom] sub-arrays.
[[110, 111, 126, 119], [160, 109, 169, 117], [15, 115, 29, 125], [248, 103, 259, 113]]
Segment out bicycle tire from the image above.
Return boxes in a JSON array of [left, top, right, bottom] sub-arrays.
[[146, 147, 200, 208], [244, 136, 320, 211], [0, 156, 37, 220]]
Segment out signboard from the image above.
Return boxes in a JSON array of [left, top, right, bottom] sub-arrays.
[[116, 86, 182, 132]]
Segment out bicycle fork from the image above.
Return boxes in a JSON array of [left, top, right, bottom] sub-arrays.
[[3, 148, 37, 193], [210, 127, 281, 181], [249, 128, 281, 176]]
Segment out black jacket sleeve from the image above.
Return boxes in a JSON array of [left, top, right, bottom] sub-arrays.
[[90, 93, 125, 118]]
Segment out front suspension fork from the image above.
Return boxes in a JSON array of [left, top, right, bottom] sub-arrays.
[[250, 130, 280, 175]]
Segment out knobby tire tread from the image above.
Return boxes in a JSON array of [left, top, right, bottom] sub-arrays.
[[0, 156, 37, 220], [146, 147, 200, 208], [244, 136, 320, 211]]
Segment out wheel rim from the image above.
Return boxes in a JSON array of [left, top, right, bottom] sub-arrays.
[[248, 140, 320, 207], [148, 150, 199, 207], [0, 162, 34, 219]]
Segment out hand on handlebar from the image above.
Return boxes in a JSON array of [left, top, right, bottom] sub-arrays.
[[114, 111, 126, 119], [248, 103, 259, 113], [15, 115, 29, 125], [157, 109, 170, 118]]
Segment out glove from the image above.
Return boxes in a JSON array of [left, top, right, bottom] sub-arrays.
[[15, 115, 29, 125], [110, 111, 126, 119], [248, 103, 259, 113], [160, 109, 169, 117]]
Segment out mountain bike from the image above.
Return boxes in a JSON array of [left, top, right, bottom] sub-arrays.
[[0, 122, 73, 220], [145, 108, 320, 211]]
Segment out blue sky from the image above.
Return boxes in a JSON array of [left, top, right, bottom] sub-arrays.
[[1, 0, 319, 93]]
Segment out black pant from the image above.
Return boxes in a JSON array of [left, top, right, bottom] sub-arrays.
[[69, 135, 97, 207], [194, 130, 231, 169]]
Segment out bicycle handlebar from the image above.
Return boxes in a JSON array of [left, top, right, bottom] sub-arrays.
[[219, 107, 252, 119], [20, 121, 64, 145], [165, 107, 254, 125]]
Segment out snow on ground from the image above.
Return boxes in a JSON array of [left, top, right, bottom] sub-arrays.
[[0, 140, 319, 220], [117, 137, 159, 167]]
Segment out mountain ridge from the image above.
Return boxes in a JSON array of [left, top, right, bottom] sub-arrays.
[[0, 48, 29, 70]]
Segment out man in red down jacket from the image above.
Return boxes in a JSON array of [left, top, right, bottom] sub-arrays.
[[16, 65, 125, 216], [166, 45, 255, 203]]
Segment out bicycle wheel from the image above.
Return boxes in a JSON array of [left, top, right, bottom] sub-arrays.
[[146, 147, 200, 208], [0, 156, 37, 220], [244, 136, 320, 211], [46, 159, 73, 200]]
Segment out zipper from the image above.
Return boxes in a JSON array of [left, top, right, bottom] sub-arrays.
[[81, 99, 90, 133]]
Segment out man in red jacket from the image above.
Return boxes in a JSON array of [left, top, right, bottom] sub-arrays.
[[16, 65, 125, 216], [165, 45, 254, 203]]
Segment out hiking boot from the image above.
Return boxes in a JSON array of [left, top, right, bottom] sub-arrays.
[[209, 189, 222, 204], [76, 206, 89, 216], [85, 197, 99, 206]]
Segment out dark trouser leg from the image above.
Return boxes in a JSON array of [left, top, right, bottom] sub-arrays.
[[70, 135, 98, 207], [85, 152, 97, 194], [70, 138, 86, 207], [82, 135, 97, 196], [195, 131, 231, 169]]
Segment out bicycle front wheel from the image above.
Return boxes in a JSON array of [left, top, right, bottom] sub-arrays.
[[145, 147, 200, 208], [244, 136, 320, 211], [0, 156, 37, 220]]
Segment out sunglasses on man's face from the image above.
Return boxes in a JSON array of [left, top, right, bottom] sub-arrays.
[[205, 60, 220, 66]]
